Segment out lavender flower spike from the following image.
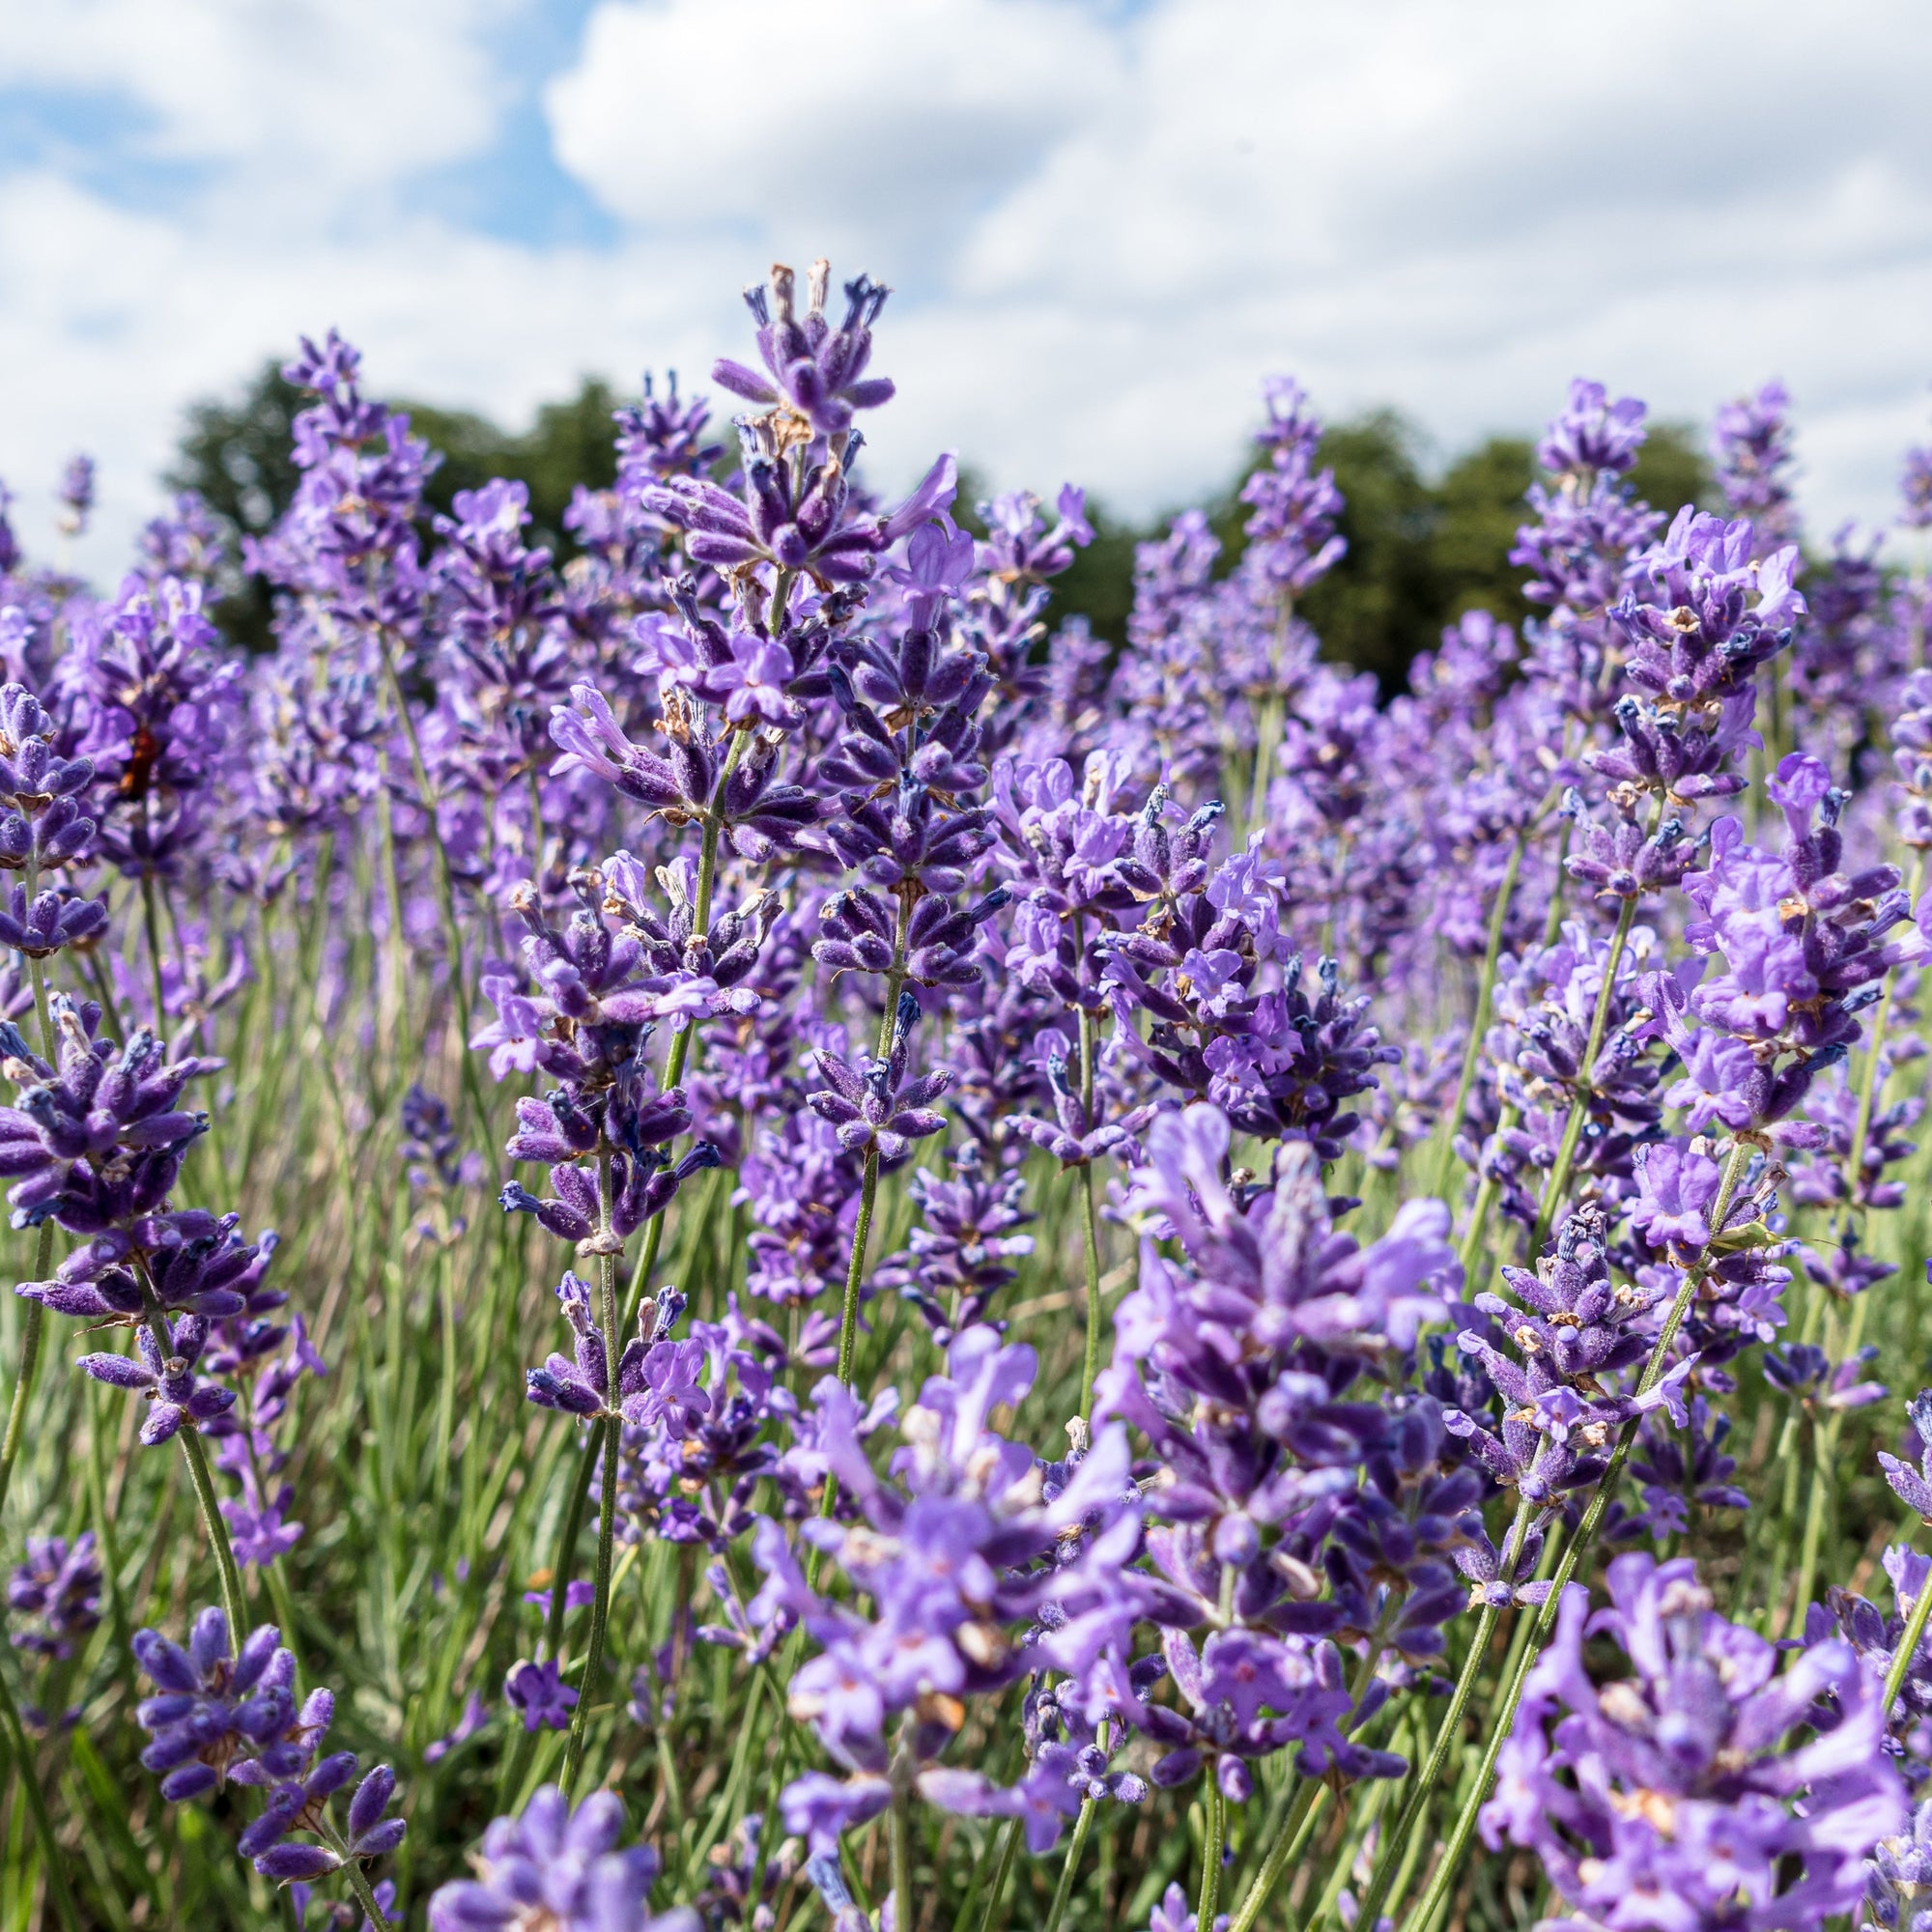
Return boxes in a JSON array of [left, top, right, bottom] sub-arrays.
[[427, 1786, 696, 1931]]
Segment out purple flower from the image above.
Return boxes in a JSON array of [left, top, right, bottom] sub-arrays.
[[1629, 1141, 1724, 1251], [1536, 379, 1648, 477], [7, 1533, 101, 1658], [427, 1786, 696, 1932], [131, 1606, 296, 1801], [504, 1658, 578, 1733], [423, 1692, 491, 1765], [807, 992, 952, 1173], [712, 261, 895, 437], [1147, 1882, 1228, 1932], [1483, 1555, 1902, 1929], [1882, 1391, 1932, 1523], [79, 1315, 235, 1445]]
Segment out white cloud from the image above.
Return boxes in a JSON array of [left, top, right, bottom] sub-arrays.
[[3, 0, 508, 188], [547, 0, 1121, 271], [4, 0, 1932, 583]]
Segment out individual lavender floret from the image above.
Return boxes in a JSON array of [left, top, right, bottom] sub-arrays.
[[1238, 376, 1346, 595], [1869, 1798, 1932, 1932], [1094, 1106, 1457, 1798], [1904, 434, 1932, 531], [1663, 756, 1923, 1132], [139, 491, 226, 582], [1007, 1025, 1153, 1170], [241, 1755, 405, 1886], [1483, 1555, 1902, 1929], [549, 684, 821, 863], [1891, 668, 1932, 850], [695, 1812, 800, 1932], [426, 1785, 696, 1931], [752, 1328, 1146, 1853], [7, 1532, 101, 1659], [1612, 506, 1804, 713], [1815, 1544, 1932, 1778], [1146, 1883, 1228, 1932], [62, 572, 242, 875], [0, 996, 213, 1236], [400, 1082, 482, 1242], [1611, 1396, 1750, 1544], [644, 263, 952, 602], [504, 1658, 579, 1732], [1325, 1398, 1482, 1662], [1882, 1391, 1932, 1523], [423, 1691, 491, 1766], [1764, 1343, 1887, 1417], [613, 1297, 783, 1549]]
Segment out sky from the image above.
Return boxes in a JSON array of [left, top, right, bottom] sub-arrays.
[[4, 0, 1932, 580]]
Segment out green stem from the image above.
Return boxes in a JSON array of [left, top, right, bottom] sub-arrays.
[[377, 635, 491, 1150], [1228, 1777, 1329, 1932], [834, 892, 910, 1392], [559, 1145, 622, 1800], [835, 1151, 882, 1392], [1789, 1408, 1833, 1637], [0, 1272, 45, 1523], [1540, 824, 1571, 950], [1432, 831, 1526, 1207], [0, 1662, 83, 1932], [1346, 1493, 1536, 1932], [1885, 1540, 1932, 1712], [1076, 1165, 1103, 1421], [139, 867, 169, 1036], [1038, 1788, 1102, 1932], [891, 1757, 917, 1932], [1196, 1777, 1228, 1932], [335, 1850, 392, 1932], [527, 763, 548, 884], [177, 1405, 247, 1638], [1455, 1108, 1517, 1275], [1528, 878, 1651, 1253], [973, 1817, 1025, 1932]]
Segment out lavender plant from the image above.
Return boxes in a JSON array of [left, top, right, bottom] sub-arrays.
[[4, 259, 1932, 1932]]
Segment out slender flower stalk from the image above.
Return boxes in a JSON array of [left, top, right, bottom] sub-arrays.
[[1527, 796, 1662, 1249], [1431, 826, 1526, 1206], [558, 1144, 622, 1799], [1076, 1004, 1104, 1419], [1339, 1493, 1537, 1932], [0, 1663, 83, 1932]]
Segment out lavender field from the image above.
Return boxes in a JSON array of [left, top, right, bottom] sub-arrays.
[[2, 259, 1931, 1932]]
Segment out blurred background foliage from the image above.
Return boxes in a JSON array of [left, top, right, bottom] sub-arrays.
[[171, 363, 1713, 685]]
